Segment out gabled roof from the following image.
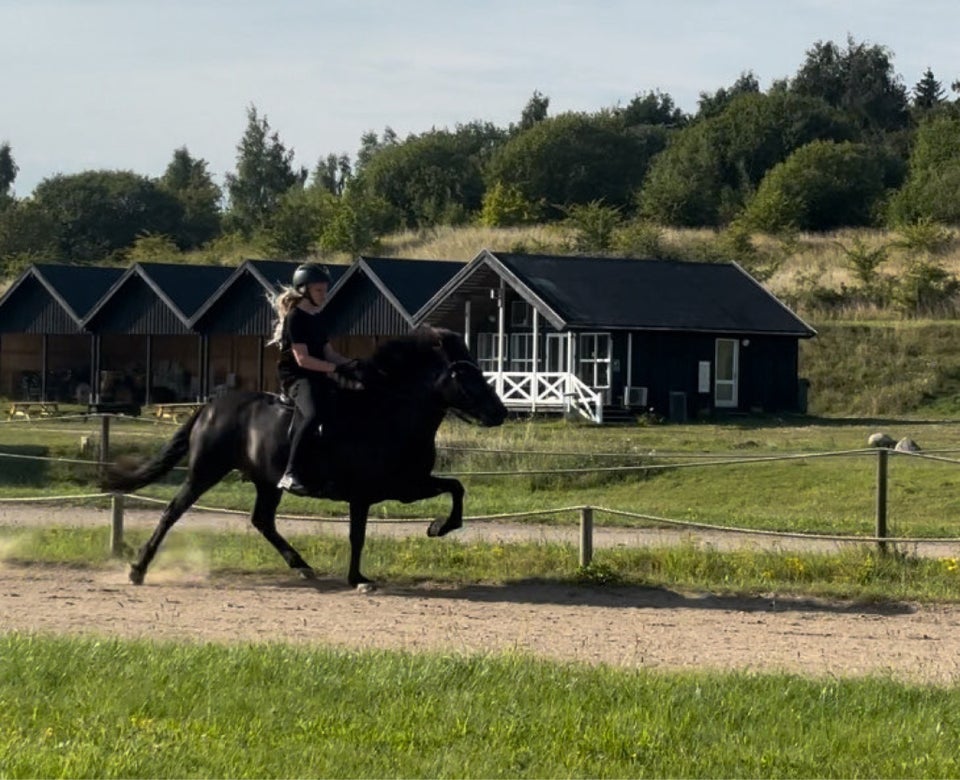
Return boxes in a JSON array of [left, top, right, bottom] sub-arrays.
[[83, 262, 234, 327], [416, 250, 816, 337], [189, 259, 348, 327], [328, 256, 465, 324], [0, 264, 124, 326]]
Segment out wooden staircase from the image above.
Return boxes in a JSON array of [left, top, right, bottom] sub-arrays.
[[601, 405, 638, 425]]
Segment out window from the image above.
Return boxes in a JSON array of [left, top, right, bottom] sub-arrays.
[[577, 333, 611, 388], [509, 333, 534, 371], [510, 300, 531, 327], [475, 332, 499, 372]]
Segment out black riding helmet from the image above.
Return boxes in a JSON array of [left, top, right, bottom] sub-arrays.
[[292, 262, 332, 291]]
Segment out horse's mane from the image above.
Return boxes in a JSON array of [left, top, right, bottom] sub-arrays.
[[365, 326, 450, 383]]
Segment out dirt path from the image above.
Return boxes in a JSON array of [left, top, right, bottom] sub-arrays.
[[3, 504, 960, 684]]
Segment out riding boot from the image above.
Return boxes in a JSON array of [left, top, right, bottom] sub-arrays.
[[278, 428, 313, 497], [278, 425, 333, 497]]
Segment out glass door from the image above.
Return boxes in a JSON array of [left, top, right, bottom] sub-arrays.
[[715, 338, 739, 408]]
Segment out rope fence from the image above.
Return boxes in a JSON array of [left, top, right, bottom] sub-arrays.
[[1, 414, 960, 562]]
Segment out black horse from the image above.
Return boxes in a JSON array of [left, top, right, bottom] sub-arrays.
[[103, 326, 508, 590]]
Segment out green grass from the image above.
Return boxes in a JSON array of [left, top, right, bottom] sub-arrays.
[[4, 525, 960, 603], [2, 633, 959, 778], [4, 415, 960, 541]]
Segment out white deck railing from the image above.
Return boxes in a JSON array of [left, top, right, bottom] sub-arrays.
[[485, 371, 603, 424]]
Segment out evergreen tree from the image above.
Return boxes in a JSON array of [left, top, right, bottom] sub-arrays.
[[224, 105, 305, 235], [0, 142, 17, 205], [913, 67, 946, 111], [160, 146, 222, 249], [518, 90, 550, 131]]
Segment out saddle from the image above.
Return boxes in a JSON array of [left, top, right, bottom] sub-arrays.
[[268, 392, 325, 442]]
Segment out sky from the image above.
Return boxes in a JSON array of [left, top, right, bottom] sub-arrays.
[[3, 0, 959, 196]]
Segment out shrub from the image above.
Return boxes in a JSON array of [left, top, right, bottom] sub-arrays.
[[743, 140, 901, 232], [478, 182, 542, 227]]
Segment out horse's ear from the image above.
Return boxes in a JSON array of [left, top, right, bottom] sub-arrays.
[[416, 323, 443, 351]]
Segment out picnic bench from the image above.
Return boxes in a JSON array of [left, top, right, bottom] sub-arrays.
[[7, 401, 60, 420], [149, 402, 205, 423]]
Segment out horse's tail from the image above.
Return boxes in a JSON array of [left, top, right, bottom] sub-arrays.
[[101, 406, 204, 492]]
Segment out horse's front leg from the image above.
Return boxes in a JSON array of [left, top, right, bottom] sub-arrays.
[[348, 500, 375, 592], [422, 476, 465, 538]]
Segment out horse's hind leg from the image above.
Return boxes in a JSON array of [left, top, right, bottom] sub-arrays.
[[249, 483, 316, 579]]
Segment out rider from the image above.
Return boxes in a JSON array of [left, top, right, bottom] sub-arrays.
[[272, 262, 354, 496]]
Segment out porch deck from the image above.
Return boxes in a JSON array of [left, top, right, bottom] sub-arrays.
[[484, 371, 604, 424]]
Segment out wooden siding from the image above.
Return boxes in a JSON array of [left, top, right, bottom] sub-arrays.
[[194, 274, 277, 336], [324, 276, 410, 336], [0, 277, 81, 334], [87, 276, 189, 335]]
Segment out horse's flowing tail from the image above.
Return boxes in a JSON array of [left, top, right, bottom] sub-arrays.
[[101, 408, 203, 491]]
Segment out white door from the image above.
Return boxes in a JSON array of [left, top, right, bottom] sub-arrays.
[[715, 338, 739, 408]]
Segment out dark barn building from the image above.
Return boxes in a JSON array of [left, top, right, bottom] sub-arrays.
[[0, 264, 124, 402], [416, 250, 816, 423], [191, 259, 346, 394], [323, 257, 465, 357], [82, 262, 233, 404]]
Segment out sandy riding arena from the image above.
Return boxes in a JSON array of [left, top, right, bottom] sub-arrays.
[[3, 505, 960, 685]]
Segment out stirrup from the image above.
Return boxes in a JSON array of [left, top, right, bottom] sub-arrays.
[[277, 472, 310, 496]]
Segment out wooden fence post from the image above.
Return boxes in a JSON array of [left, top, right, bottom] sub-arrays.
[[99, 414, 110, 480], [876, 448, 888, 554], [110, 492, 124, 556], [579, 506, 594, 567]]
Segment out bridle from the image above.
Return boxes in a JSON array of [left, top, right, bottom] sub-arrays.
[[435, 359, 488, 424]]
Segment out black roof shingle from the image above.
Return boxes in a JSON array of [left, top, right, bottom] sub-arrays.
[[420, 251, 815, 337]]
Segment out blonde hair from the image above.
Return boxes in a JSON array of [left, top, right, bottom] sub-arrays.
[[268, 286, 305, 345]]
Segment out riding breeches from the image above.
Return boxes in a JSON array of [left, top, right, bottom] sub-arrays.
[[284, 374, 334, 473]]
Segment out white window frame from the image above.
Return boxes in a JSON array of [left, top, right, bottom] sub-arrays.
[[577, 332, 611, 389], [508, 332, 534, 372], [475, 332, 499, 372]]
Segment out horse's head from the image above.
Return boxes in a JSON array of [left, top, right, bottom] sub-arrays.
[[365, 326, 507, 426], [429, 327, 508, 427]]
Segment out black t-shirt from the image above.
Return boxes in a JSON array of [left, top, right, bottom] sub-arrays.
[[277, 306, 330, 386]]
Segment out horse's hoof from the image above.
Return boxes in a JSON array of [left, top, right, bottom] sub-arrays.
[[427, 517, 462, 537], [355, 581, 377, 594], [128, 567, 145, 586], [296, 567, 317, 580]]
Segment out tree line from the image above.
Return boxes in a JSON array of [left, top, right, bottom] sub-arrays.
[[2, 35, 960, 275]]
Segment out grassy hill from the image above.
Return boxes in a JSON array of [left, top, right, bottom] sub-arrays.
[[801, 321, 960, 418]]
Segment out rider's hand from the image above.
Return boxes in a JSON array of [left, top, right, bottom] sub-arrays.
[[333, 360, 364, 391]]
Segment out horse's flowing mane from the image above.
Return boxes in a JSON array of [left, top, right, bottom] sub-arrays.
[[365, 326, 450, 383]]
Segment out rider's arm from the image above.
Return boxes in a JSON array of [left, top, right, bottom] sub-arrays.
[[291, 343, 337, 374], [322, 343, 351, 367]]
